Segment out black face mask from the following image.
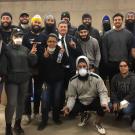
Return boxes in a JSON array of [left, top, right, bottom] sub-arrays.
[[45, 24, 55, 31], [31, 25, 41, 33], [125, 20, 135, 32], [78, 74, 89, 81], [103, 22, 111, 32], [1, 22, 11, 30]]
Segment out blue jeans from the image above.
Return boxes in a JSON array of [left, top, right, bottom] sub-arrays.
[[122, 102, 135, 115], [41, 80, 64, 122]]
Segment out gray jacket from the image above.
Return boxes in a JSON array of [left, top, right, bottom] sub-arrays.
[[66, 72, 109, 111]]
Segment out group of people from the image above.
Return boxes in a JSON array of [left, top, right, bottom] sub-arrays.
[[0, 10, 135, 135]]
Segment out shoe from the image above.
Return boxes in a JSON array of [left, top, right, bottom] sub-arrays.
[[78, 111, 91, 127], [5, 123, 13, 135], [23, 115, 31, 125], [33, 114, 41, 122], [37, 121, 47, 131], [132, 120, 135, 131], [14, 119, 24, 135], [54, 119, 62, 125], [95, 123, 106, 135]]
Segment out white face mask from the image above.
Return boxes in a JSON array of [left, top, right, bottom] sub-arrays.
[[13, 38, 23, 45], [48, 47, 56, 54], [78, 68, 88, 77]]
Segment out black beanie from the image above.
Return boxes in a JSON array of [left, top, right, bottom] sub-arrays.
[[82, 13, 92, 20], [78, 24, 89, 31], [1, 12, 12, 20], [61, 11, 70, 21]]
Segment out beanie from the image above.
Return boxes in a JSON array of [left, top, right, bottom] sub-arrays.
[[45, 14, 55, 21], [1, 12, 12, 20], [82, 13, 92, 20], [61, 11, 70, 21], [78, 24, 89, 31], [31, 14, 42, 23], [102, 15, 110, 22]]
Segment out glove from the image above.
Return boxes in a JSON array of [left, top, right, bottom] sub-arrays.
[[120, 100, 129, 109]]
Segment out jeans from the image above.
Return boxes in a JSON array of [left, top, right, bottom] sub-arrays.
[[41, 80, 64, 122], [5, 81, 29, 123]]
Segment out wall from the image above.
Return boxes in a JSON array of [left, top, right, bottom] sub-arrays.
[[0, 0, 135, 30]]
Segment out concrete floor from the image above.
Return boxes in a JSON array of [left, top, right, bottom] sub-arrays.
[[0, 105, 135, 135]]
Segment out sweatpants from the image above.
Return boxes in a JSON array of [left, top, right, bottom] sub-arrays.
[[5, 81, 29, 123]]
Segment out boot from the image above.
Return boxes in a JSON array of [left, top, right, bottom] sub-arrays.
[[14, 119, 24, 134], [5, 123, 13, 135]]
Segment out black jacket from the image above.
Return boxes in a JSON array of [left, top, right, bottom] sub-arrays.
[[40, 45, 69, 82], [0, 44, 37, 83], [111, 72, 135, 103]]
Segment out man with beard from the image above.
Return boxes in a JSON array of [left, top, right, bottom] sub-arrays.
[[125, 11, 135, 35], [18, 12, 30, 34], [23, 15, 47, 122], [81, 13, 101, 44], [77, 24, 101, 72], [0, 12, 17, 44], [42, 14, 57, 35], [102, 13, 134, 84], [61, 11, 77, 36]]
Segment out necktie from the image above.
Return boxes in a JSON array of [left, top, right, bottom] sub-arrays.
[[61, 37, 69, 56]]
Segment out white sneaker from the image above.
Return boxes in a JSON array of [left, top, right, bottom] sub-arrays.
[[33, 114, 41, 122], [95, 123, 106, 135], [78, 111, 91, 127]]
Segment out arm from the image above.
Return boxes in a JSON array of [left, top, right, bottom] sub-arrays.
[[93, 38, 101, 68]]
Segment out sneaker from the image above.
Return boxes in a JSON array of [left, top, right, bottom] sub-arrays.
[[132, 120, 135, 131], [33, 114, 41, 122], [13, 126, 24, 135], [95, 123, 106, 135], [23, 115, 31, 125], [78, 111, 91, 127]]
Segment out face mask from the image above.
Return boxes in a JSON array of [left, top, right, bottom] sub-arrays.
[[13, 38, 23, 45], [31, 25, 41, 33], [48, 47, 56, 54], [78, 68, 88, 77], [125, 20, 135, 32], [103, 22, 111, 32]]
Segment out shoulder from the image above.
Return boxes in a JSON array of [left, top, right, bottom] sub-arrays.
[[70, 74, 79, 81], [89, 72, 101, 79]]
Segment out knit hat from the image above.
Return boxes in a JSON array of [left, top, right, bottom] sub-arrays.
[[78, 24, 89, 31], [76, 56, 90, 69], [45, 14, 55, 21], [31, 14, 42, 23], [102, 15, 110, 22], [82, 13, 92, 20], [61, 11, 70, 21], [1, 12, 12, 20]]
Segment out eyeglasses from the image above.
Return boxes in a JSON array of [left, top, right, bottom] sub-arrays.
[[119, 64, 128, 67]]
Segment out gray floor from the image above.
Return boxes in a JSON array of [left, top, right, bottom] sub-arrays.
[[0, 105, 135, 135]]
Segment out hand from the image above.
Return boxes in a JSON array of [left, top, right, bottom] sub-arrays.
[[112, 103, 120, 112], [30, 43, 37, 54], [102, 104, 110, 112], [61, 106, 70, 117], [44, 48, 49, 58]]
